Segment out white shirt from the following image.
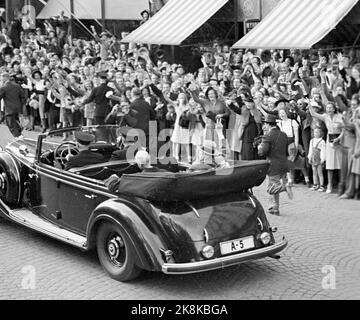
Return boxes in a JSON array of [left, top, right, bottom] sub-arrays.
[[278, 119, 298, 138], [34, 80, 45, 91]]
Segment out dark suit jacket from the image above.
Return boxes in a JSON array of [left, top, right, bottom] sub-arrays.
[[65, 150, 105, 170], [130, 98, 156, 135], [258, 127, 289, 176], [0, 81, 26, 116], [83, 83, 113, 117]]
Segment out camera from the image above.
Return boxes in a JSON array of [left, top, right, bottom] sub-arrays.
[[252, 135, 264, 149]]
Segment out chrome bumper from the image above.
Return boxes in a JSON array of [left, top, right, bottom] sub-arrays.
[[162, 237, 288, 275]]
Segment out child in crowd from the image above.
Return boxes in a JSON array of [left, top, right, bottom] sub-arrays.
[[308, 128, 326, 192]]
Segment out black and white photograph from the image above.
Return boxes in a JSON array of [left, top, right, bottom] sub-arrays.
[[0, 0, 359, 309]]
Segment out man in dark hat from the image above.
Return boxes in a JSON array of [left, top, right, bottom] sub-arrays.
[[65, 131, 105, 170], [257, 114, 293, 216]]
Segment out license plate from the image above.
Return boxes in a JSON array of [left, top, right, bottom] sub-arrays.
[[220, 236, 255, 255]]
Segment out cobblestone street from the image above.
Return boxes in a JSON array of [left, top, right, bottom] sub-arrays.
[[0, 126, 359, 300]]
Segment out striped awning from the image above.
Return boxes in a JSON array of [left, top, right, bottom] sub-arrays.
[[37, 0, 149, 20], [232, 0, 359, 49], [121, 0, 229, 45]]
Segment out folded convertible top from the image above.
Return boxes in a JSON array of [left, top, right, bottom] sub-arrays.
[[118, 160, 269, 202]]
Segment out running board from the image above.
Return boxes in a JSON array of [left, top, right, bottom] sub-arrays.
[[9, 209, 87, 249]]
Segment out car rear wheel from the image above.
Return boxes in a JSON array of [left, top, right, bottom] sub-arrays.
[[0, 154, 21, 207], [96, 222, 142, 282]]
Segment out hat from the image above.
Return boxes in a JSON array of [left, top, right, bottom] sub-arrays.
[[140, 10, 149, 18], [291, 79, 302, 91], [262, 66, 273, 78], [98, 71, 108, 80], [263, 114, 278, 124], [32, 70, 42, 78], [118, 127, 138, 143], [275, 99, 290, 108], [75, 132, 95, 145], [132, 87, 142, 97]]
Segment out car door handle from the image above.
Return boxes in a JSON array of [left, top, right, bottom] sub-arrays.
[[85, 194, 97, 199]]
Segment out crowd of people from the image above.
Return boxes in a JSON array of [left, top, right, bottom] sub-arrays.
[[0, 10, 360, 205]]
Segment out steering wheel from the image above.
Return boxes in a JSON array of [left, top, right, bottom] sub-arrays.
[[54, 142, 80, 167]]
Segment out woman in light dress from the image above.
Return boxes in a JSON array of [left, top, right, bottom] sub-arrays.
[[165, 92, 191, 163], [309, 102, 344, 193]]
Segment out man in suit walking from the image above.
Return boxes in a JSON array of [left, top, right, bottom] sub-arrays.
[[0, 72, 26, 139], [82, 73, 113, 125], [258, 114, 293, 216]]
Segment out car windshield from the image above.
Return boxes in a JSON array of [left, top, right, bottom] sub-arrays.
[[43, 125, 120, 146]]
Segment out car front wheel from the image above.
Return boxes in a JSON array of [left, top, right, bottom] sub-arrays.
[[96, 222, 142, 282]]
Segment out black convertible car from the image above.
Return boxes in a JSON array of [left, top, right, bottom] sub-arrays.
[[0, 126, 287, 281]]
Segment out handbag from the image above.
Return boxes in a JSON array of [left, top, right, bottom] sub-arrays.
[[179, 111, 190, 128]]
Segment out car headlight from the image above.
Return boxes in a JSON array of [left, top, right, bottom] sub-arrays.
[[260, 232, 271, 245], [201, 245, 215, 259]]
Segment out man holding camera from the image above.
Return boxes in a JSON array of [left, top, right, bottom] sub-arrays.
[[104, 101, 138, 128]]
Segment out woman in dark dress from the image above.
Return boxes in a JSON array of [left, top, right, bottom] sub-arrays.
[[242, 110, 261, 160]]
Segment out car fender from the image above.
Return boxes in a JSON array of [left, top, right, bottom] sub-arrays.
[[0, 152, 22, 208], [86, 199, 165, 272]]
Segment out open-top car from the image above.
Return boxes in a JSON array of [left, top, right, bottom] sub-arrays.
[[0, 126, 287, 281]]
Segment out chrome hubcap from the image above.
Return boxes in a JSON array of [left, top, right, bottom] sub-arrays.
[[107, 235, 125, 266]]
